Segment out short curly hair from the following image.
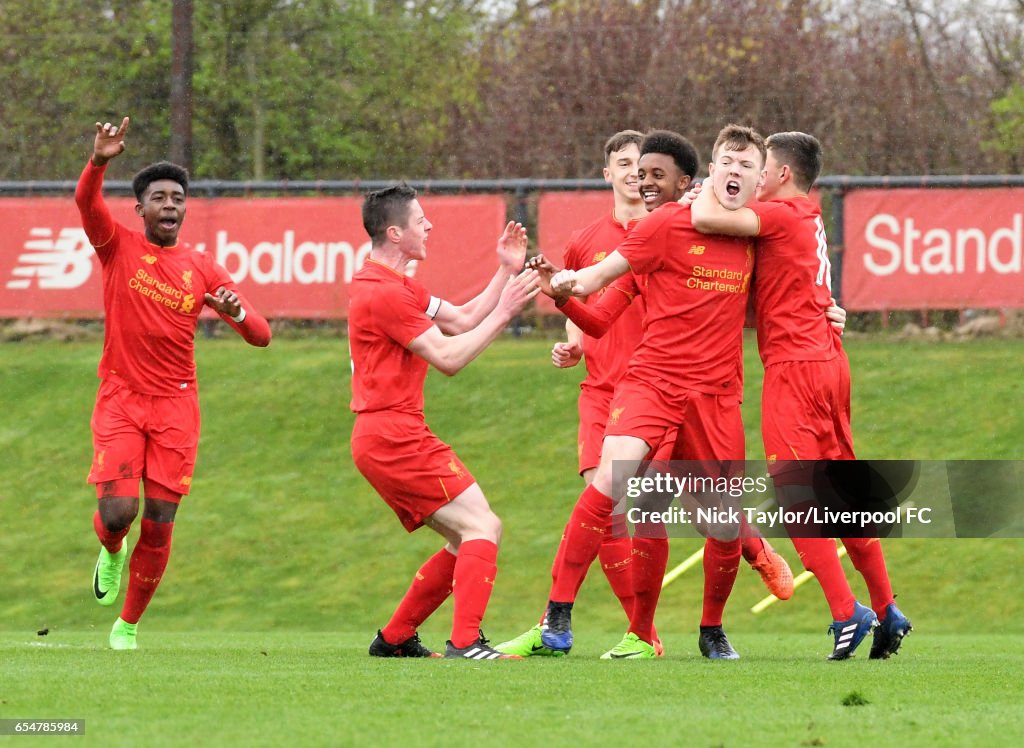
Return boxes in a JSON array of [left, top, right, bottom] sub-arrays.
[[639, 130, 699, 179], [132, 161, 189, 202]]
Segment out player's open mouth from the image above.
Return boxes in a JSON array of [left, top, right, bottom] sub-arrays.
[[159, 219, 178, 230], [641, 189, 659, 202], [726, 180, 741, 196]]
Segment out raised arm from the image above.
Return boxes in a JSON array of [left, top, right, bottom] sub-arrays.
[[409, 269, 539, 376], [432, 221, 528, 334], [75, 116, 131, 250], [690, 179, 760, 237]]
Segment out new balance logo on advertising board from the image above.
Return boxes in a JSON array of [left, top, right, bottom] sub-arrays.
[[6, 228, 93, 290], [1, 195, 503, 317]]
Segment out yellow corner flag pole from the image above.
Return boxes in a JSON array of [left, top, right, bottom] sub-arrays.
[[750, 539, 847, 614], [661, 547, 704, 589]]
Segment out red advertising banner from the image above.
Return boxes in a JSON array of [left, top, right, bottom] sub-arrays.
[[535, 191, 614, 313], [843, 189, 1024, 309], [0, 195, 507, 318]]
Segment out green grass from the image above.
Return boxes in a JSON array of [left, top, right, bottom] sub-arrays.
[[2, 632, 1022, 747], [1, 335, 1022, 746]]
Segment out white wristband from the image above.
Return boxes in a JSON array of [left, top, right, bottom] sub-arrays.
[[230, 307, 247, 324]]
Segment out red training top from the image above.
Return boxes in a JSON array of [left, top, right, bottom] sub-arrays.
[[348, 260, 435, 416], [748, 197, 841, 365], [618, 202, 754, 396], [562, 210, 645, 393], [75, 160, 270, 397]]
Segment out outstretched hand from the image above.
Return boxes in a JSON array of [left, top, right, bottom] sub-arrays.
[[205, 286, 243, 319], [496, 221, 528, 272], [525, 254, 569, 303], [92, 117, 130, 166], [498, 268, 541, 319]]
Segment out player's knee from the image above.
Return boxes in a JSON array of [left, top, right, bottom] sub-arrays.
[[591, 468, 615, 498], [482, 512, 503, 544], [693, 514, 741, 541], [462, 511, 502, 544], [101, 510, 135, 533], [98, 497, 138, 532]]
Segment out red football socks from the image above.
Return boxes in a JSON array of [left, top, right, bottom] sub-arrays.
[[382, 547, 457, 645], [791, 537, 856, 620], [841, 537, 895, 618], [598, 536, 634, 619], [120, 518, 173, 624], [739, 515, 765, 563], [628, 537, 669, 643], [700, 538, 741, 627], [93, 510, 130, 554], [547, 483, 615, 603], [449, 539, 498, 649]]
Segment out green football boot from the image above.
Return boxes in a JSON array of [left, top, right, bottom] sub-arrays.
[[494, 625, 565, 657], [92, 543, 128, 606], [600, 632, 657, 660], [109, 618, 138, 651]]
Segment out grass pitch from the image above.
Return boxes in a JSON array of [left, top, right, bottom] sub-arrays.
[[3, 631, 1022, 747], [1, 334, 1022, 746]]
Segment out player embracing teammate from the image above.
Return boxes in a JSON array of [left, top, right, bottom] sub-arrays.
[[690, 131, 912, 659]]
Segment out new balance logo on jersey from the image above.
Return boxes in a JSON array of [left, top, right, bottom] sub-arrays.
[[142, 254, 158, 265], [6, 228, 93, 290], [689, 245, 706, 255], [592, 251, 607, 263]]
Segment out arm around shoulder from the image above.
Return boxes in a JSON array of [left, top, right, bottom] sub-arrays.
[[690, 184, 760, 237]]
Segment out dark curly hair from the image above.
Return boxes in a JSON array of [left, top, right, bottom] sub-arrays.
[[640, 130, 699, 179], [132, 161, 189, 202]]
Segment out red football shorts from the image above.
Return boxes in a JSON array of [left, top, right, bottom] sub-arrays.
[[88, 378, 200, 499], [351, 411, 477, 533], [761, 354, 855, 482], [603, 371, 745, 462], [577, 385, 613, 475]]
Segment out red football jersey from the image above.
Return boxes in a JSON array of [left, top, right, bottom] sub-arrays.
[[749, 197, 841, 365], [75, 161, 264, 397], [618, 202, 753, 396], [348, 260, 435, 415], [563, 211, 645, 393]]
